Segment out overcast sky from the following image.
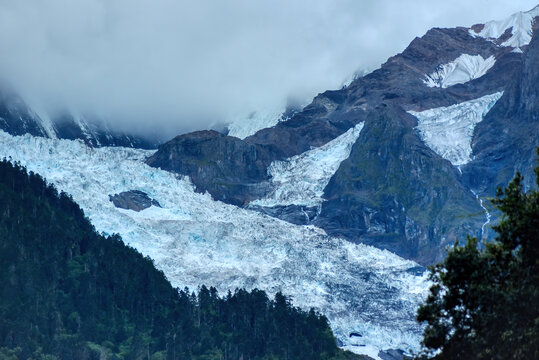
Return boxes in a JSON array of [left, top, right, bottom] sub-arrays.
[[0, 0, 537, 136]]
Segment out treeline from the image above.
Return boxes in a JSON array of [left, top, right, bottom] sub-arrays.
[[0, 159, 360, 360]]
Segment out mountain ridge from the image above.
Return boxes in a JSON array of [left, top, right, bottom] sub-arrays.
[[145, 7, 539, 264]]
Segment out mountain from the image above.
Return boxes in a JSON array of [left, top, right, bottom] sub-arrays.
[[0, 159, 362, 360], [0, 87, 157, 149], [1, 6, 538, 359], [0, 129, 427, 360], [226, 101, 304, 140], [146, 6, 539, 265]]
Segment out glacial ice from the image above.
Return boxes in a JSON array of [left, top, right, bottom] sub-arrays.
[[470, 5, 539, 50], [409, 92, 503, 166], [423, 54, 496, 88], [0, 130, 428, 357], [251, 122, 364, 207]]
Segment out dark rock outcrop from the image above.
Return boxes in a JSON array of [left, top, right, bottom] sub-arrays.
[[146, 130, 274, 205], [109, 190, 161, 211]]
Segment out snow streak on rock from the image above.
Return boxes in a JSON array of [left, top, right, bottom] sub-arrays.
[[471, 190, 492, 240], [409, 92, 503, 166], [0, 130, 428, 357], [25, 99, 58, 139], [423, 54, 496, 88], [470, 5, 539, 51], [251, 122, 364, 207]]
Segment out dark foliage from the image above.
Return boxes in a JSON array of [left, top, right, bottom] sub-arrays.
[[0, 159, 359, 360], [416, 149, 539, 359]]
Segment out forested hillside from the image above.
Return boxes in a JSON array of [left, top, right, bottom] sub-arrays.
[[0, 159, 360, 360]]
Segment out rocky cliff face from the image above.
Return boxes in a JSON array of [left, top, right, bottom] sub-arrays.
[[109, 190, 161, 211], [146, 7, 539, 265], [315, 104, 481, 263], [463, 20, 539, 197], [146, 130, 274, 205]]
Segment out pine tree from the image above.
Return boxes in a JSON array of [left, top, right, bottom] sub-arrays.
[[416, 149, 539, 359]]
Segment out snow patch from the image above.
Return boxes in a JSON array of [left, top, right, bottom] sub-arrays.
[[0, 130, 428, 355], [409, 92, 503, 166], [423, 54, 496, 88], [251, 122, 364, 207], [470, 6, 539, 50], [227, 107, 287, 139]]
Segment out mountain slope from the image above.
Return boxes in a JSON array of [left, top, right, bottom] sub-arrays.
[[145, 6, 539, 264], [316, 104, 481, 263], [0, 87, 157, 149], [0, 159, 360, 360], [463, 17, 539, 198], [0, 130, 428, 359]]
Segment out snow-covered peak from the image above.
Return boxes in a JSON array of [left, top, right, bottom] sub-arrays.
[[423, 54, 496, 88], [470, 5, 539, 50]]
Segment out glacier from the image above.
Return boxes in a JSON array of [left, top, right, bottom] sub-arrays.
[[423, 54, 496, 88], [409, 92, 503, 166], [250, 122, 364, 208], [470, 5, 539, 51], [0, 130, 428, 358]]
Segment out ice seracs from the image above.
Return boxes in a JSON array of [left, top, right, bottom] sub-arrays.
[[409, 92, 503, 166], [470, 5, 539, 51], [423, 54, 496, 88], [0, 130, 428, 358], [251, 122, 364, 207]]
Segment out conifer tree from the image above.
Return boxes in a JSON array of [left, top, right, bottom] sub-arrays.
[[416, 149, 539, 360]]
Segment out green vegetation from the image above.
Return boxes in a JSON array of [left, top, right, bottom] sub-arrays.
[[416, 150, 539, 359], [0, 159, 359, 360]]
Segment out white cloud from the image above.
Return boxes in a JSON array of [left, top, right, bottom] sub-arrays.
[[0, 0, 536, 137]]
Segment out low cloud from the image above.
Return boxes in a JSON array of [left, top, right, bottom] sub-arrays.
[[0, 0, 536, 137]]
